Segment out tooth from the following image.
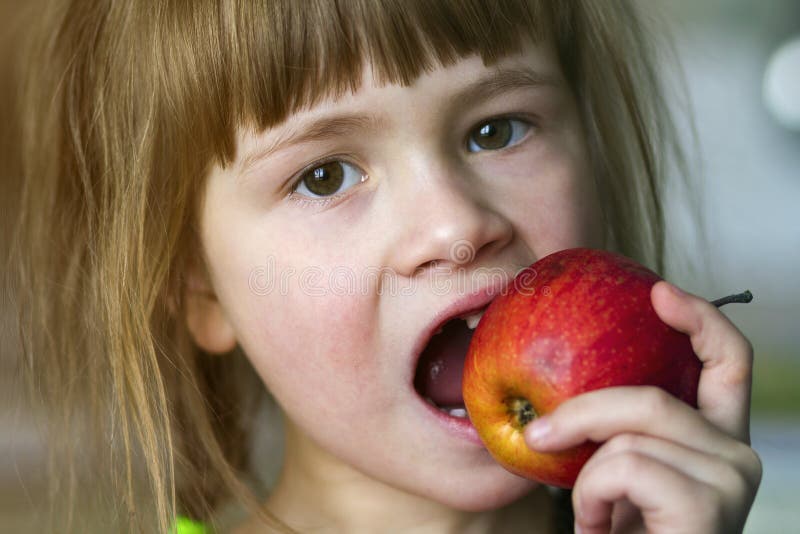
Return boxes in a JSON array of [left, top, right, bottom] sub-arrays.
[[448, 408, 468, 418], [464, 310, 485, 330]]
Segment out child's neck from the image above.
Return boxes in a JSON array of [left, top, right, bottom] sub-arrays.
[[237, 421, 555, 533]]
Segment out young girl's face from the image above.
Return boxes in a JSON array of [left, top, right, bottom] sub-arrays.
[[195, 39, 604, 511]]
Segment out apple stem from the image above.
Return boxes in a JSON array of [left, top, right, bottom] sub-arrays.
[[712, 290, 753, 308]]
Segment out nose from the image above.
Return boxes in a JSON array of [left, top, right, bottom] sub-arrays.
[[385, 163, 513, 277]]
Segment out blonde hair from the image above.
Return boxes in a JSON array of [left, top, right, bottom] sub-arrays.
[[10, 0, 689, 531]]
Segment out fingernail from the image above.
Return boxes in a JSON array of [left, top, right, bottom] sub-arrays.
[[525, 416, 551, 446], [666, 281, 686, 298]]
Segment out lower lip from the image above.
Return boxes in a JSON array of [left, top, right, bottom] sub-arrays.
[[417, 395, 485, 446]]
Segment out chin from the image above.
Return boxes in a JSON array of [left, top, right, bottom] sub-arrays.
[[417, 465, 538, 512]]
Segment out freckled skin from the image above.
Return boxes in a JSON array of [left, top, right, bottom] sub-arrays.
[[462, 248, 702, 488]]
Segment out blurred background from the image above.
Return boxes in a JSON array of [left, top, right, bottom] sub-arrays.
[[2, 1, 799, 532], [660, 1, 800, 531]]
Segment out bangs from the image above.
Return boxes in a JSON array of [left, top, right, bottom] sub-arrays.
[[158, 0, 552, 165]]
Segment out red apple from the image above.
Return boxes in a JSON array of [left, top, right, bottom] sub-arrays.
[[462, 248, 702, 488]]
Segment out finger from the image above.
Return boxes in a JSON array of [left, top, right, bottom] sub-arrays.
[[573, 451, 721, 534], [586, 433, 758, 495], [651, 281, 753, 442], [525, 386, 729, 455]]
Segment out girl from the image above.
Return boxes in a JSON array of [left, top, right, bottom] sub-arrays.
[[9, 0, 762, 532]]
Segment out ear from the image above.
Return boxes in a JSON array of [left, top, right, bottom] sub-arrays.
[[183, 258, 237, 354]]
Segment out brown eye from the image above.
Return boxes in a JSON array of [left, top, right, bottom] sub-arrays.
[[467, 118, 530, 152], [294, 161, 365, 198]]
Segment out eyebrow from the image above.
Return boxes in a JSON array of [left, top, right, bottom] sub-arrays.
[[449, 66, 564, 111], [237, 66, 562, 176]]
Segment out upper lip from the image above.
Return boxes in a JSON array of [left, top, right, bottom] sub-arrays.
[[409, 277, 510, 385]]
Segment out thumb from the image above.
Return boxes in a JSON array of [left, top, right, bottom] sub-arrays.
[[650, 281, 754, 443]]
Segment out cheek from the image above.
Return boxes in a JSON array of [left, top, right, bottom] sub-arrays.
[[492, 137, 604, 255], [198, 188, 387, 412], [233, 276, 384, 409], [525, 168, 604, 251]]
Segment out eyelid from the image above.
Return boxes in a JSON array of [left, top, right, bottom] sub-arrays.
[[286, 190, 347, 210], [286, 178, 368, 212]]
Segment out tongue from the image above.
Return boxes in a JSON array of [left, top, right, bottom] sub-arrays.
[[415, 320, 474, 406]]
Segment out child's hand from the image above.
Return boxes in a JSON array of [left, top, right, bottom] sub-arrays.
[[524, 281, 762, 534]]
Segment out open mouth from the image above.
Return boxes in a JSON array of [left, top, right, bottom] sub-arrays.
[[413, 307, 487, 418]]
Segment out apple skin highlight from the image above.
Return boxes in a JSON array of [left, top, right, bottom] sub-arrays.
[[462, 248, 702, 488]]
